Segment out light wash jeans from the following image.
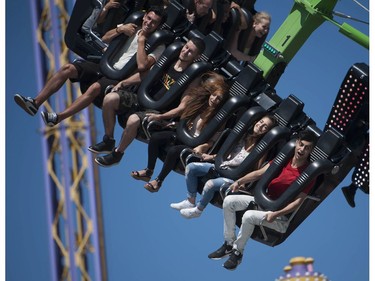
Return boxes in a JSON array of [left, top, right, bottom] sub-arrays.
[[185, 162, 234, 210], [223, 195, 289, 253]]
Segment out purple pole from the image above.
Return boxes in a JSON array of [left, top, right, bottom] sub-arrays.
[[48, 0, 79, 279], [30, 1, 59, 281]]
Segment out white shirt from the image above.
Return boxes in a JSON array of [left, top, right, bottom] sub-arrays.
[[219, 139, 250, 169], [113, 28, 165, 70]]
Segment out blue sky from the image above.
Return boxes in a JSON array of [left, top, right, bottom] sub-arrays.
[[5, 0, 370, 281]]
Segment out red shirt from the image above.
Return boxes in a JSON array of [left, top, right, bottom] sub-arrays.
[[267, 160, 314, 200]]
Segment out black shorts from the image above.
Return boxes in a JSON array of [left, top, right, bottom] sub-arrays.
[[71, 60, 119, 107], [70, 60, 102, 84]]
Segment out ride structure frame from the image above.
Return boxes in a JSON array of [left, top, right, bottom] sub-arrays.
[[30, 0, 107, 280]]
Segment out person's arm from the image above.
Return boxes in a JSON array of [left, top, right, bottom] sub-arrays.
[[265, 192, 308, 222], [146, 93, 191, 121], [97, 1, 121, 23], [112, 72, 142, 91], [230, 162, 271, 192], [136, 30, 157, 72], [230, 47, 255, 62], [193, 143, 212, 154], [231, 2, 247, 30], [101, 23, 137, 44]]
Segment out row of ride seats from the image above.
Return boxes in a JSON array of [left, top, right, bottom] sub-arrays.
[[65, 0, 358, 247]]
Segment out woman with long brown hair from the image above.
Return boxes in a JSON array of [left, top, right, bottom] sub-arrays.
[[130, 71, 229, 192], [170, 114, 277, 219]]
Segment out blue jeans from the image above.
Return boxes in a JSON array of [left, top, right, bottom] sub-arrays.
[[185, 162, 234, 210]]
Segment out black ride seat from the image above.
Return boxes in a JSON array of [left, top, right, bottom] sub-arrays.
[[248, 128, 344, 246]]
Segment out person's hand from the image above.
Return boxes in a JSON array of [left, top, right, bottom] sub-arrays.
[[192, 144, 206, 155], [229, 180, 243, 192], [112, 81, 125, 92], [200, 153, 214, 161], [146, 113, 162, 121], [105, 1, 121, 10], [137, 30, 148, 44], [265, 212, 277, 223], [186, 10, 195, 23], [117, 23, 137, 36], [230, 1, 241, 10]]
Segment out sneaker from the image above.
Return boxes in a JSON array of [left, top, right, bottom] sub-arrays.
[[180, 207, 202, 219], [208, 242, 233, 260], [223, 249, 242, 271], [170, 199, 195, 210], [95, 148, 124, 167], [14, 94, 38, 116], [41, 111, 58, 127], [342, 185, 356, 208], [88, 135, 115, 154]]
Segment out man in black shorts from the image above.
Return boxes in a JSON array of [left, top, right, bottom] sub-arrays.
[[91, 37, 206, 167], [14, 6, 166, 126]]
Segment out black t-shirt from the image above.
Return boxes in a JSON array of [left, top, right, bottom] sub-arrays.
[[152, 64, 184, 101]]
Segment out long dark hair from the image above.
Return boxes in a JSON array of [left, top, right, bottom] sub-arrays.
[[245, 114, 277, 146], [180, 72, 229, 128]]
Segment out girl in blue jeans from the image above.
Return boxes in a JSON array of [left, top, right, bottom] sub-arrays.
[[170, 114, 276, 218]]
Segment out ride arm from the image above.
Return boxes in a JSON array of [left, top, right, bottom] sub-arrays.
[[254, 0, 368, 86]]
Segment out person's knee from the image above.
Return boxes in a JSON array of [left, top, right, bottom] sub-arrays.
[[86, 82, 101, 97], [185, 162, 198, 176], [203, 180, 214, 193], [223, 195, 236, 210], [60, 63, 78, 79], [126, 114, 141, 128], [242, 210, 257, 225], [103, 92, 120, 109]]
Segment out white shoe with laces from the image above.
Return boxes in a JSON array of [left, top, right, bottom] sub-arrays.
[[170, 199, 195, 210], [180, 207, 202, 219]]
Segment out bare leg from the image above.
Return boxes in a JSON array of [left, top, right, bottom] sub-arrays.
[[57, 82, 101, 122], [101, 92, 120, 138], [34, 63, 79, 107], [116, 114, 140, 153]]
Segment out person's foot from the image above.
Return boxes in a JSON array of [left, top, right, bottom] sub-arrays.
[[342, 185, 356, 208], [223, 249, 242, 271], [14, 94, 38, 116], [144, 178, 163, 193], [130, 168, 153, 182], [41, 111, 58, 127], [88, 135, 115, 154], [208, 242, 233, 260], [170, 199, 195, 210], [95, 148, 124, 167], [180, 207, 202, 219]]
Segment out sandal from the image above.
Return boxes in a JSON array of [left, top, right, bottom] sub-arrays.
[[144, 178, 163, 193], [131, 168, 153, 182]]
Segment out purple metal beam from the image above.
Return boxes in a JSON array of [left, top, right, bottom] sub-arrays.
[[48, 0, 79, 280], [30, 1, 59, 281]]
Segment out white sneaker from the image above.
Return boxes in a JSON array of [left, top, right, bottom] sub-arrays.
[[170, 199, 195, 210], [180, 207, 202, 219]]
